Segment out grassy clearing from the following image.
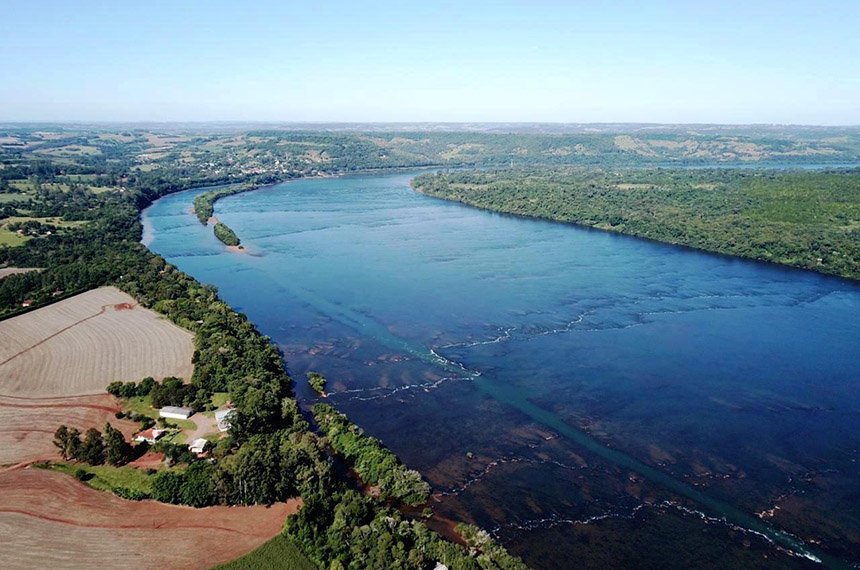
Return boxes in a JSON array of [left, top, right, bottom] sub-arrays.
[[162, 430, 188, 445], [50, 461, 155, 494], [123, 395, 196, 430], [2, 215, 89, 229], [0, 193, 29, 203], [211, 535, 318, 570], [8, 180, 35, 192], [0, 231, 30, 247], [211, 392, 231, 408]]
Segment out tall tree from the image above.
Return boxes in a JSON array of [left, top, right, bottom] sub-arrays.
[[104, 422, 130, 466], [79, 428, 105, 465]]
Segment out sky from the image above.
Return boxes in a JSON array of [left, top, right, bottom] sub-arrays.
[[1, 1, 859, 124]]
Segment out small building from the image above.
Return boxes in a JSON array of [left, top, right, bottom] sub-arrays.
[[134, 428, 165, 444], [21, 299, 34, 308], [189, 438, 208, 454], [159, 406, 194, 420], [434, 564, 449, 570], [52, 290, 64, 297], [215, 408, 236, 432]]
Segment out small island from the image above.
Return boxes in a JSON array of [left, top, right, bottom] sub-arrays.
[[307, 371, 327, 395], [193, 184, 257, 249], [213, 221, 240, 247]]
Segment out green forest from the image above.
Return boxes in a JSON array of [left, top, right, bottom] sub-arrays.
[[413, 168, 860, 280]]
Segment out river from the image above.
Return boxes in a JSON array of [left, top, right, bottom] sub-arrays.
[[142, 170, 860, 570]]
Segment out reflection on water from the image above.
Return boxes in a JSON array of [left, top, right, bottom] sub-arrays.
[[143, 172, 860, 570]]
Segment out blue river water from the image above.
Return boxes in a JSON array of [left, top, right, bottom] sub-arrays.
[[142, 171, 860, 569]]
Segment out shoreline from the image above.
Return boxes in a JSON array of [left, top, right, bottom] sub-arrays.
[[409, 177, 860, 285]]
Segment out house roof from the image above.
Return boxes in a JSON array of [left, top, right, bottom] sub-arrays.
[[160, 406, 193, 415], [215, 408, 236, 431], [135, 428, 164, 440], [189, 438, 208, 449]]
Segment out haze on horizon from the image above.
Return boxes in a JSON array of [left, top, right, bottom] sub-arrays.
[[2, 0, 859, 125]]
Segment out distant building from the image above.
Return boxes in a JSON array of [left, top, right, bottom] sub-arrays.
[[159, 406, 194, 420], [52, 290, 64, 297], [21, 299, 33, 307], [189, 438, 208, 454], [134, 428, 165, 444], [434, 564, 449, 570], [214, 408, 236, 432]]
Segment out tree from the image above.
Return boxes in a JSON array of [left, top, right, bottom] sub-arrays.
[[151, 471, 184, 504], [53, 425, 81, 460], [307, 371, 327, 395], [79, 428, 105, 465], [104, 422, 130, 466], [137, 376, 156, 396], [119, 381, 138, 399]]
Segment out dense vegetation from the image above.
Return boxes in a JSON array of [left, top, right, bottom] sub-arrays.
[[306, 372, 327, 395], [193, 185, 255, 224], [414, 168, 860, 280], [313, 403, 431, 506], [53, 423, 132, 466], [214, 222, 241, 246]]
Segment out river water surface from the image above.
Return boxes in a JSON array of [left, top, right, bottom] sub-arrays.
[[143, 171, 860, 570]]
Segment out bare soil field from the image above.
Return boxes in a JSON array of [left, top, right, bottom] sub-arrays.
[[0, 286, 193, 397], [0, 469, 299, 570], [0, 394, 137, 467]]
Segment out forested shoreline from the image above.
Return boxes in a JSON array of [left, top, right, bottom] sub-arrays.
[[413, 168, 860, 280]]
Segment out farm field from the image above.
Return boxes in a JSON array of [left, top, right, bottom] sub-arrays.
[[0, 393, 137, 467], [0, 286, 194, 397], [0, 468, 300, 570]]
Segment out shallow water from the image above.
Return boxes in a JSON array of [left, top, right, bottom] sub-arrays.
[[143, 171, 860, 569]]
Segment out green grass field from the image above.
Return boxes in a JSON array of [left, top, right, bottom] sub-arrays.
[[0, 193, 29, 203], [51, 462, 155, 493], [211, 535, 318, 570], [0, 230, 30, 247], [211, 392, 231, 408]]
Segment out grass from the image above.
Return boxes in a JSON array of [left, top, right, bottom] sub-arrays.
[[8, 180, 35, 192], [2, 215, 88, 229], [50, 461, 155, 494], [0, 193, 29, 203], [0, 230, 30, 247], [0, 215, 90, 248], [123, 395, 197, 430], [210, 535, 318, 570], [211, 392, 230, 408], [162, 430, 188, 445]]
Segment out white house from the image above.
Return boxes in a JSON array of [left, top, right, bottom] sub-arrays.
[[159, 406, 194, 420], [189, 438, 208, 454], [134, 428, 164, 444], [215, 408, 236, 432]]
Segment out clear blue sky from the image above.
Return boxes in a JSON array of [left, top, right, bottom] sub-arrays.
[[2, 0, 858, 124]]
